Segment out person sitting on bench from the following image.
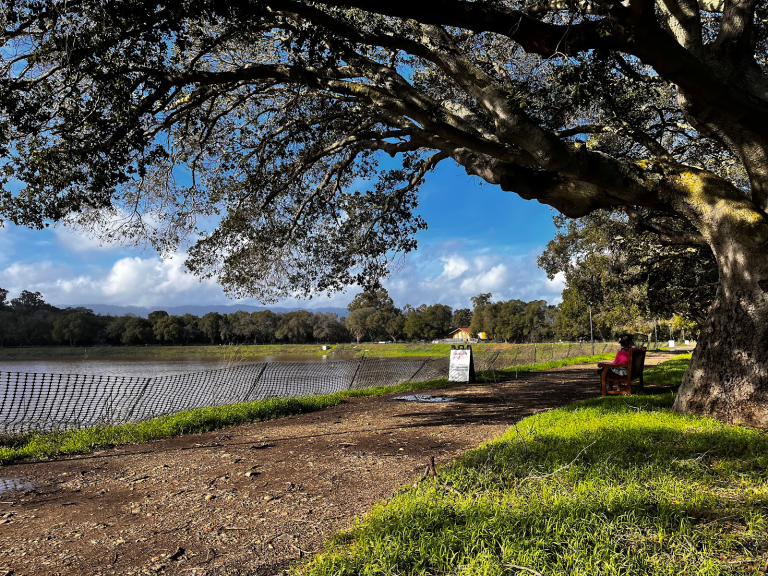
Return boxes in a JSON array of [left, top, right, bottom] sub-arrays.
[[600, 334, 633, 391]]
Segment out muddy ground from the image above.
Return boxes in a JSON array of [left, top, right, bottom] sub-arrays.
[[0, 353, 677, 576]]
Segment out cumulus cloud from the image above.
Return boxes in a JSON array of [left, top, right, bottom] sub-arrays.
[[0, 254, 229, 308], [381, 243, 565, 309], [439, 255, 470, 280], [0, 252, 365, 311]]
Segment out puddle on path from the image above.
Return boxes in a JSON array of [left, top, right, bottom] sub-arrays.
[[393, 394, 456, 403], [0, 478, 34, 495]]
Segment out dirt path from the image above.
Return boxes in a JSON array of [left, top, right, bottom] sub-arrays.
[[0, 353, 679, 576]]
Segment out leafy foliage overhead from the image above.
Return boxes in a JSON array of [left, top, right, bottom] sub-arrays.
[[3, 0, 767, 304]]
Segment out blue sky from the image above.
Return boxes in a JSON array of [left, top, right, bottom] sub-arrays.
[[0, 162, 565, 312]]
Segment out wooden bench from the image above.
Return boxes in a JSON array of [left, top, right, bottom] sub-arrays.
[[598, 347, 647, 395]]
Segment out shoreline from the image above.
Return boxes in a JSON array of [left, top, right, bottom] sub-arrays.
[[0, 341, 617, 362]]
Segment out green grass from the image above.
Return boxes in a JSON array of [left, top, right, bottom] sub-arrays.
[[298, 354, 768, 576], [502, 353, 616, 373], [334, 342, 619, 362], [642, 354, 693, 388], [0, 342, 449, 361]]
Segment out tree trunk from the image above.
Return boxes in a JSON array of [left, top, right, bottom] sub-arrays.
[[673, 223, 768, 427]]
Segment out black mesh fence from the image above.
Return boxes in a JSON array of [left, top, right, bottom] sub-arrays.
[[0, 357, 443, 434], [0, 342, 616, 434]]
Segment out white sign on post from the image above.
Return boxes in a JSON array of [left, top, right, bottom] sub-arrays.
[[449, 345, 475, 383]]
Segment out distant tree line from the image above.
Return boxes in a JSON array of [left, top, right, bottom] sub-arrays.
[[0, 287, 579, 348], [0, 288, 352, 347]]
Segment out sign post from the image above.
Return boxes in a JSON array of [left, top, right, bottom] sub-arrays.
[[449, 344, 476, 383]]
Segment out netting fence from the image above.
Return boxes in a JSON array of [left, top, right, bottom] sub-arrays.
[[0, 342, 616, 434]]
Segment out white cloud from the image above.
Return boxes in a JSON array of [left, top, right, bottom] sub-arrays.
[[458, 262, 508, 293], [101, 255, 218, 304], [0, 254, 228, 308], [439, 256, 470, 280], [381, 243, 565, 309]]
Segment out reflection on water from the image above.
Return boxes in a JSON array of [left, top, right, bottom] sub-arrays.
[[0, 354, 360, 378], [0, 478, 34, 495], [394, 394, 456, 403]]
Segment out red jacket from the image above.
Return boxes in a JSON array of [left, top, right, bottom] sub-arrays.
[[613, 347, 630, 365]]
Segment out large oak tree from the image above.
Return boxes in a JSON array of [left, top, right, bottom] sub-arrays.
[[2, 0, 767, 425]]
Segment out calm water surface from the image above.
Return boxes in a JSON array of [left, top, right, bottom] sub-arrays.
[[0, 354, 359, 378]]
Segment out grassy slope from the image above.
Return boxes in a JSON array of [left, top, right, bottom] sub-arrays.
[[299, 355, 768, 576]]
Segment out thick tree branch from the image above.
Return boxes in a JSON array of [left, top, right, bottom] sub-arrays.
[[657, 0, 704, 55], [314, 0, 768, 140], [713, 0, 759, 57]]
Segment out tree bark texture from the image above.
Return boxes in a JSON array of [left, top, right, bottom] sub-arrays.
[[675, 270, 768, 426], [674, 220, 768, 426]]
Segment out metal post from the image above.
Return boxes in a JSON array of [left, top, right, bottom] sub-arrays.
[[349, 355, 365, 390], [589, 304, 595, 356]]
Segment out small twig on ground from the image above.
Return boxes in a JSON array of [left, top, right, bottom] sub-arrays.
[[512, 424, 530, 455], [198, 549, 217, 566], [436, 483, 463, 496], [477, 444, 497, 472], [671, 449, 713, 466], [413, 461, 432, 488], [525, 441, 597, 481], [682, 535, 695, 551], [290, 542, 310, 556], [261, 534, 280, 547], [424, 455, 462, 496], [154, 521, 191, 535], [249, 442, 275, 450], [622, 401, 649, 411], [504, 564, 545, 576]]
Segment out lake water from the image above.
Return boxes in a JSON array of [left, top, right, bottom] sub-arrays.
[[0, 354, 359, 378]]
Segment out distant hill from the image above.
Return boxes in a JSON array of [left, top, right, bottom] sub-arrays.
[[61, 303, 348, 318]]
